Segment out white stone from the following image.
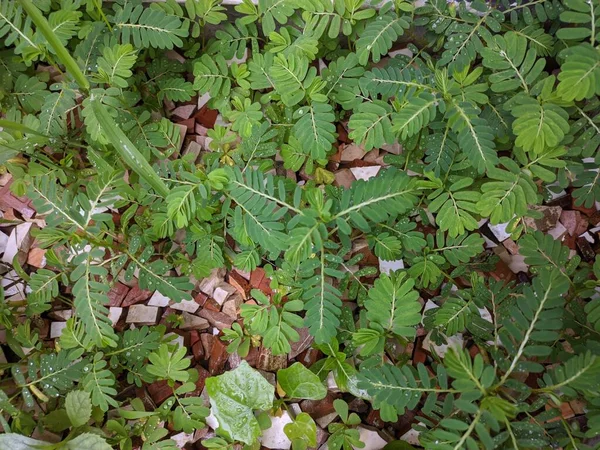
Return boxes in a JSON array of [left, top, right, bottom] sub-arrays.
[[51, 309, 73, 321], [50, 322, 67, 339], [380, 142, 401, 155], [126, 305, 159, 324], [0, 231, 8, 254], [2, 270, 27, 299], [389, 48, 413, 58], [548, 222, 568, 240], [260, 411, 294, 450], [478, 307, 493, 323], [316, 411, 338, 428], [422, 332, 463, 358], [109, 307, 122, 326], [222, 300, 238, 319], [170, 298, 200, 313], [488, 222, 511, 242], [213, 283, 237, 306], [423, 300, 439, 313], [227, 47, 248, 65], [206, 410, 219, 430], [507, 254, 528, 274], [400, 425, 422, 446], [350, 166, 381, 181], [482, 235, 497, 248], [148, 291, 170, 307], [2, 222, 33, 264], [355, 427, 387, 450], [379, 259, 404, 275], [198, 268, 225, 296], [166, 332, 185, 349], [180, 312, 209, 331], [171, 432, 194, 448], [198, 92, 211, 109], [326, 372, 340, 393], [580, 231, 595, 243]]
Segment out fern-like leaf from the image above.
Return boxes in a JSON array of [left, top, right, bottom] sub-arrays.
[[333, 168, 418, 233], [292, 102, 336, 158], [365, 272, 421, 337], [391, 92, 438, 140], [556, 44, 600, 101], [348, 100, 394, 150], [70, 248, 118, 348], [112, 3, 188, 49], [193, 54, 232, 98], [477, 158, 538, 224], [481, 31, 546, 93], [448, 102, 498, 173], [511, 96, 570, 154], [95, 44, 137, 88], [356, 9, 410, 65]]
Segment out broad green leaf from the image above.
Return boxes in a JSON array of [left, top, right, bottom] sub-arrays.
[[277, 363, 327, 400], [205, 361, 274, 444], [284, 413, 317, 450], [65, 390, 92, 428]]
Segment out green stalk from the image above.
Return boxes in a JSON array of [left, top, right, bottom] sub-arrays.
[[91, 101, 170, 197], [18, 0, 90, 92]]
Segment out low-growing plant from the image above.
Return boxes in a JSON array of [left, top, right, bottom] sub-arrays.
[[0, 0, 599, 448]]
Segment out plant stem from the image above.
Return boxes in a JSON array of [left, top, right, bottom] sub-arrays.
[[18, 0, 90, 93]]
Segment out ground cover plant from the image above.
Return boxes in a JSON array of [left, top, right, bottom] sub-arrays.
[[0, 0, 599, 448]]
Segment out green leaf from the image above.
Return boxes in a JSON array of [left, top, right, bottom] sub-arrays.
[[147, 344, 191, 383], [284, 413, 317, 450], [477, 158, 538, 224], [158, 78, 195, 102], [39, 87, 76, 137], [193, 54, 232, 98], [18, 0, 88, 90], [277, 362, 327, 400], [12, 74, 48, 113], [270, 54, 317, 107], [70, 248, 118, 349], [391, 91, 438, 140], [113, 3, 188, 49], [556, 44, 600, 101], [259, 0, 295, 35], [91, 100, 170, 197], [65, 390, 92, 428], [206, 361, 274, 444], [95, 44, 137, 88], [427, 176, 481, 238], [356, 12, 410, 65], [365, 272, 421, 337], [0, 434, 54, 450], [63, 433, 111, 450], [511, 96, 570, 154], [481, 31, 546, 93], [348, 100, 394, 151], [448, 102, 498, 173], [292, 102, 336, 159]]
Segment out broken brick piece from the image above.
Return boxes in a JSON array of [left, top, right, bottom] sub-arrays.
[[121, 285, 153, 308], [108, 282, 130, 307]]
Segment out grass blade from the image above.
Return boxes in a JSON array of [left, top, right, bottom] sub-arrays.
[[91, 101, 170, 197]]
